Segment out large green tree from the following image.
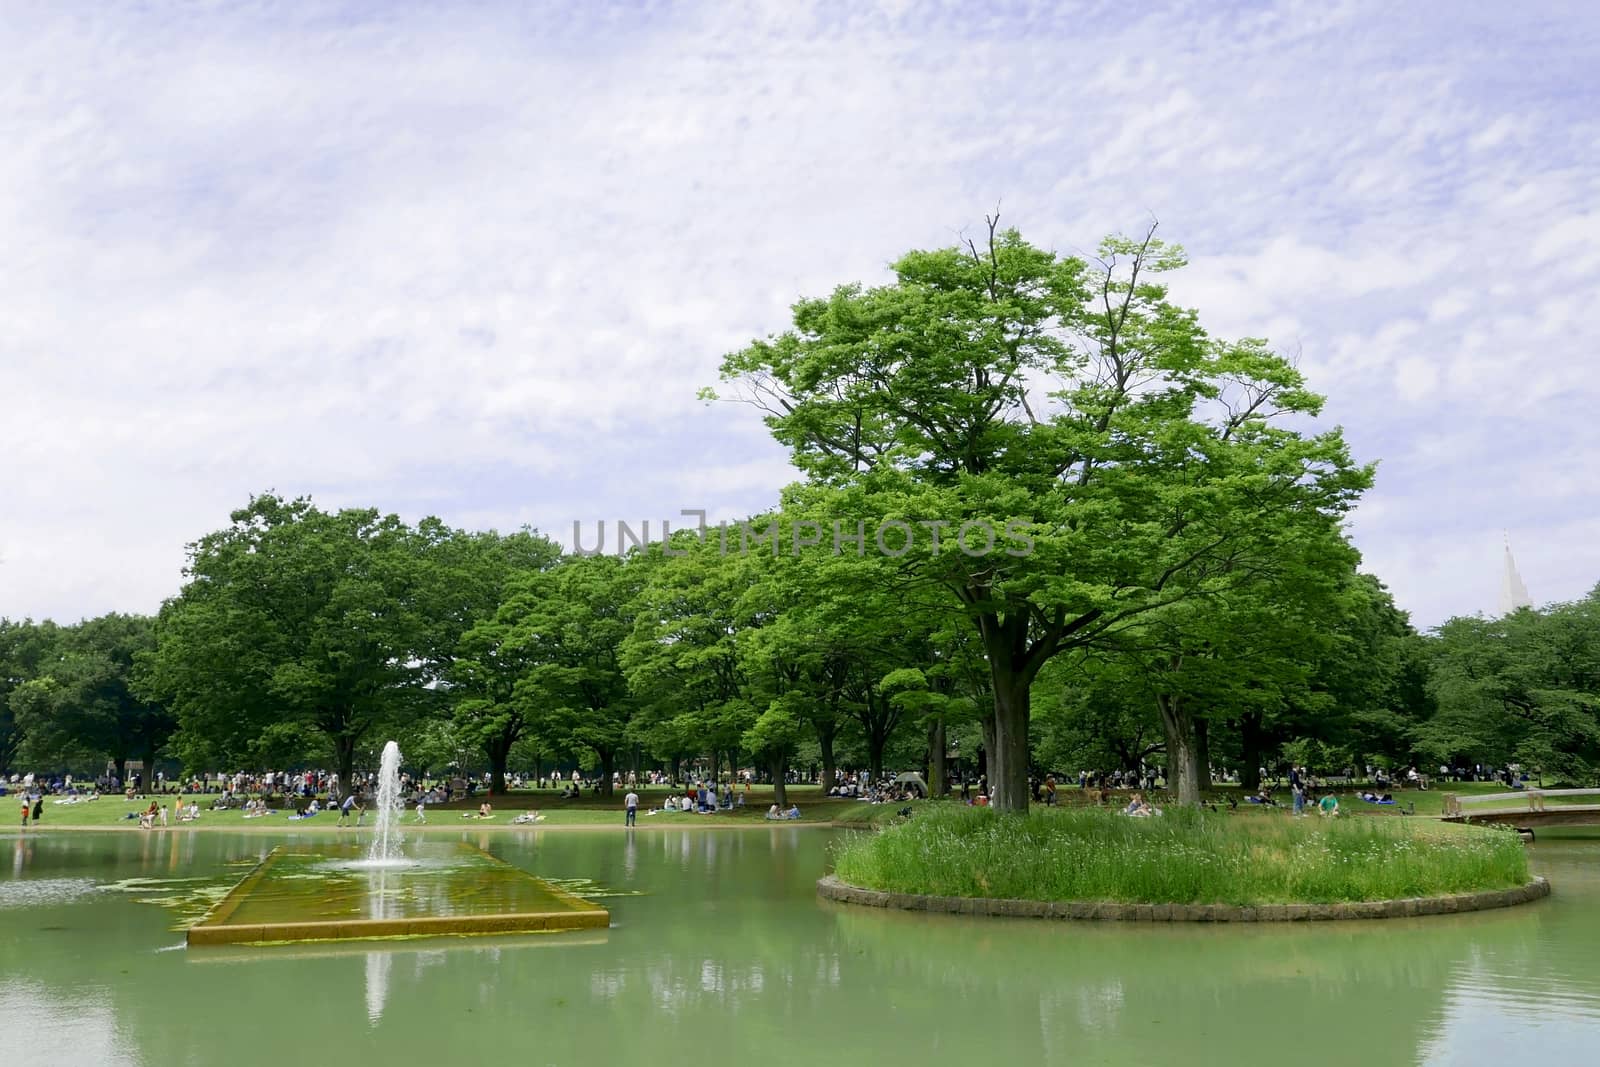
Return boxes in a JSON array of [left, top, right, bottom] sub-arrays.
[[143, 495, 436, 785], [0, 619, 60, 775], [434, 529, 563, 793], [13, 614, 171, 781], [623, 536, 757, 785], [492, 553, 643, 797], [716, 220, 1369, 809], [1421, 589, 1600, 784]]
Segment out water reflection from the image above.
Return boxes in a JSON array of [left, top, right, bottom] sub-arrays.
[[2, 830, 1598, 1064], [364, 950, 391, 1023], [0, 982, 136, 1064], [365, 866, 393, 1021]]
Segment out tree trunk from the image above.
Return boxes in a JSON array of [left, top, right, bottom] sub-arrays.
[[1157, 695, 1201, 805], [929, 719, 948, 796], [868, 732, 886, 783], [114, 757, 127, 786], [817, 726, 837, 793], [980, 716, 995, 782], [770, 752, 788, 807], [989, 671, 1031, 812], [333, 734, 357, 792], [1239, 712, 1264, 793], [597, 748, 615, 797], [487, 733, 512, 795], [1194, 717, 1211, 793]]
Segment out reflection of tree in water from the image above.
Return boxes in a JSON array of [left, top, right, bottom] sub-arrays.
[[824, 899, 1544, 1062], [14, 830, 1594, 1063]]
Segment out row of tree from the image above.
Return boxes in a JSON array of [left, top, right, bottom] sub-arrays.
[[6, 223, 1594, 803]]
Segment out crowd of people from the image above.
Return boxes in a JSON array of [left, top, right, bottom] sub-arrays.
[[8, 755, 1540, 834]]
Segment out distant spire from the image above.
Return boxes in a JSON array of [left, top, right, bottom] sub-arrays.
[[1501, 533, 1532, 615]]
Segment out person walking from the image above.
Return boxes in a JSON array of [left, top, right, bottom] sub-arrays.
[[624, 789, 639, 827]]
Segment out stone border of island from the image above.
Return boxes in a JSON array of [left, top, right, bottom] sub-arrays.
[[815, 874, 1550, 921]]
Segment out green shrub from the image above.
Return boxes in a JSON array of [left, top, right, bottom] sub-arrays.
[[830, 805, 1529, 905]]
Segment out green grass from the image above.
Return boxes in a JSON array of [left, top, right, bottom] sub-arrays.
[[1213, 780, 1597, 818], [831, 804, 1531, 905], [12, 786, 861, 830]]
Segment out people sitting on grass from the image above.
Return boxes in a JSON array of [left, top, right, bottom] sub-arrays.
[[288, 799, 320, 820], [511, 810, 544, 824], [765, 803, 803, 820], [1358, 791, 1396, 804], [1123, 792, 1162, 818], [179, 802, 200, 822], [462, 801, 494, 820], [1318, 795, 1340, 817]]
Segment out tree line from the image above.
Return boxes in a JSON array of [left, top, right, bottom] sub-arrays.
[[5, 223, 1594, 805]]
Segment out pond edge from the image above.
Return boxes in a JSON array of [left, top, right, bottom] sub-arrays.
[[815, 874, 1551, 921]]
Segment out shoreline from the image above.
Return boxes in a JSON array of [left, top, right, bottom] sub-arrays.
[[816, 873, 1553, 921], [4, 819, 842, 836]]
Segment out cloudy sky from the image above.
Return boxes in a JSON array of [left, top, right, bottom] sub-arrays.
[[2, 0, 1596, 628]]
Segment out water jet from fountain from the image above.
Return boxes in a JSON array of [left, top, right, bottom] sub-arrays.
[[366, 741, 405, 867]]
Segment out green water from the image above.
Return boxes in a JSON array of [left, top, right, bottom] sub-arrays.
[[211, 843, 590, 928], [3, 828, 1598, 1064]]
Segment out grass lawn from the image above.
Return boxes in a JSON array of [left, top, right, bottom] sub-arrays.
[[831, 802, 1532, 906], [1068, 780, 1589, 818], [10, 784, 889, 832]]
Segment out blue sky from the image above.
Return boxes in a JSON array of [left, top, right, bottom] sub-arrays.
[[1, 0, 1597, 627]]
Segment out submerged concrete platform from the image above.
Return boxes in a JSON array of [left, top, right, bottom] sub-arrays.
[[189, 842, 608, 946]]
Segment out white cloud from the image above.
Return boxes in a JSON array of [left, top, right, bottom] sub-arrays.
[[1, 0, 1598, 628]]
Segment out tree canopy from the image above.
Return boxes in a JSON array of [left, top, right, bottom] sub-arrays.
[[716, 221, 1370, 809], [11, 221, 1588, 804]]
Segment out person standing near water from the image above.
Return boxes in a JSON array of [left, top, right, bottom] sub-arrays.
[[31, 796, 43, 825], [337, 792, 357, 827], [624, 789, 639, 827], [20, 794, 29, 830]]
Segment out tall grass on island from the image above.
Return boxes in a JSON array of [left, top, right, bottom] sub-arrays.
[[831, 805, 1530, 906]]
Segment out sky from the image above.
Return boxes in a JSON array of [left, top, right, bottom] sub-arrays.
[[1, 0, 1597, 629]]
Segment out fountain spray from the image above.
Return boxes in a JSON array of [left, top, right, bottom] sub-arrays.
[[368, 741, 404, 865]]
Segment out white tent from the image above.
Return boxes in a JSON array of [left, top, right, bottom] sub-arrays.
[[891, 772, 928, 796]]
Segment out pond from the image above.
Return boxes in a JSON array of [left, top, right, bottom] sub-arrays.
[[3, 828, 1598, 1063]]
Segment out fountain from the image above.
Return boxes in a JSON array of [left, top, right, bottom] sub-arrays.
[[367, 740, 404, 866], [187, 741, 608, 946]]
